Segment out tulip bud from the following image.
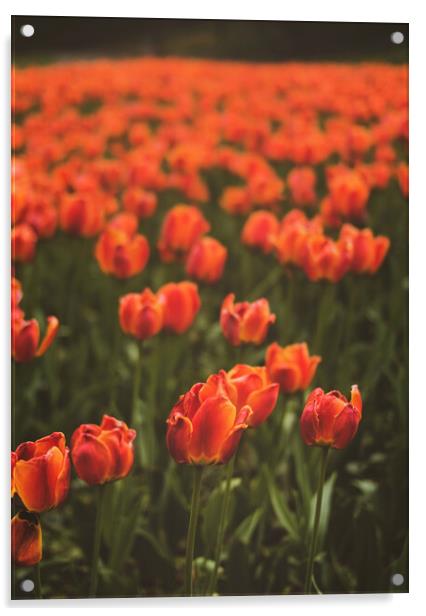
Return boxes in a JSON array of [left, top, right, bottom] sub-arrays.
[[119, 288, 164, 340], [220, 294, 276, 346], [59, 193, 105, 237], [265, 342, 321, 393], [300, 385, 362, 449], [185, 236, 227, 284], [13, 432, 71, 512], [71, 415, 136, 485], [12, 512, 42, 567], [157, 281, 201, 333]]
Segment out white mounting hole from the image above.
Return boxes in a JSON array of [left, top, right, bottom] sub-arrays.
[[391, 31, 404, 45], [20, 24, 35, 38], [20, 579, 35, 592], [391, 573, 404, 586]]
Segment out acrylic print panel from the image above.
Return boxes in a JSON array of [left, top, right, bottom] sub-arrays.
[[11, 16, 408, 599]]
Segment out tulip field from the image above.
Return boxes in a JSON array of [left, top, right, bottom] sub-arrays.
[[11, 57, 408, 599]]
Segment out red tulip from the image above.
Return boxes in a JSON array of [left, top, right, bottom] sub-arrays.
[[339, 224, 390, 274], [157, 281, 201, 333], [12, 432, 70, 512], [71, 415, 136, 485], [220, 293, 276, 346], [12, 223, 37, 262], [12, 315, 59, 363], [157, 204, 210, 262], [185, 236, 227, 284], [300, 385, 362, 449], [95, 213, 150, 278], [166, 376, 252, 465], [226, 364, 279, 428], [265, 342, 321, 393], [119, 288, 164, 340], [241, 210, 280, 254], [12, 512, 42, 567]]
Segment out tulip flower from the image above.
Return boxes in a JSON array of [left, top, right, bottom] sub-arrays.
[[12, 432, 71, 512], [241, 210, 280, 254], [301, 234, 352, 283], [157, 281, 201, 334], [300, 385, 362, 449], [301, 385, 362, 594], [226, 364, 279, 428], [119, 288, 164, 340], [265, 342, 321, 393], [95, 213, 150, 278], [71, 415, 136, 597], [59, 193, 106, 237], [12, 512, 42, 567], [71, 415, 136, 485], [287, 166, 317, 206], [157, 204, 210, 262], [122, 187, 157, 218], [12, 223, 37, 262], [220, 294, 276, 346], [274, 210, 323, 267], [12, 313, 59, 363], [185, 236, 227, 284], [338, 224, 390, 274]]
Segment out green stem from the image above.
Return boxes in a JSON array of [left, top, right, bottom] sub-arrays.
[[131, 342, 144, 428], [207, 456, 235, 595], [89, 484, 107, 598], [185, 466, 204, 596], [35, 562, 42, 599], [304, 447, 329, 594]]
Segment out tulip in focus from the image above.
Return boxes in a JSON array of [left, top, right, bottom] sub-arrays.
[[12, 512, 42, 567], [220, 293, 276, 346], [157, 281, 201, 334], [119, 288, 164, 340], [12, 432, 71, 512], [185, 236, 227, 283], [300, 385, 362, 449], [226, 364, 280, 428], [265, 342, 321, 393], [157, 204, 210, 262], [71, 415, 136, 485]]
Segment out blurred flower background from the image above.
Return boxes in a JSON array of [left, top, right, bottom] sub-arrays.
[[11, 17, 408, 599]]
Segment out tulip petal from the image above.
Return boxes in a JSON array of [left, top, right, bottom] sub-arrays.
[[189, 396, 237, 463], [246, 383, 279, 427]]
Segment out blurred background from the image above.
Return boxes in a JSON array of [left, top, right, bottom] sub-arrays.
[[12, 16, 408, 64]]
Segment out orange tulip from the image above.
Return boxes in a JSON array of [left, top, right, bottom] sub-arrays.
[[185, 236, 227, 283], [396, 162, 408, 197], [166, 378, 251, 465], [265, 342, 321, 393], [13, 432, 71, 512], [241, 210, 280, 254], [274, 210, 323, 266], [226, 365, 279, 428], [71, 415, 136, 485], [119, 288, 164, 340], [122, 187, 157, 218], [12, 223, 37, 262], [157, 204, 210, 262], [338, 224, 390, 274], [287, 167, 317, 206], [11, 512, 42, 567], [220, 293, 276, 346], [301, 234, 352, 283], [12, 315, 59, 363], [300, 385, 362, 449], [59, 193, 105, 237], [95, 213, 150, 279], [157, 281, 201, 334]]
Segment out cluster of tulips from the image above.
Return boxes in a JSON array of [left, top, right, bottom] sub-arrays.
[[11, 56, 407, 597]]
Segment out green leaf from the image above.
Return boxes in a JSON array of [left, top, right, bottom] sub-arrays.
[[234, 507, 264, 546], [263, 465, 299, 541]]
